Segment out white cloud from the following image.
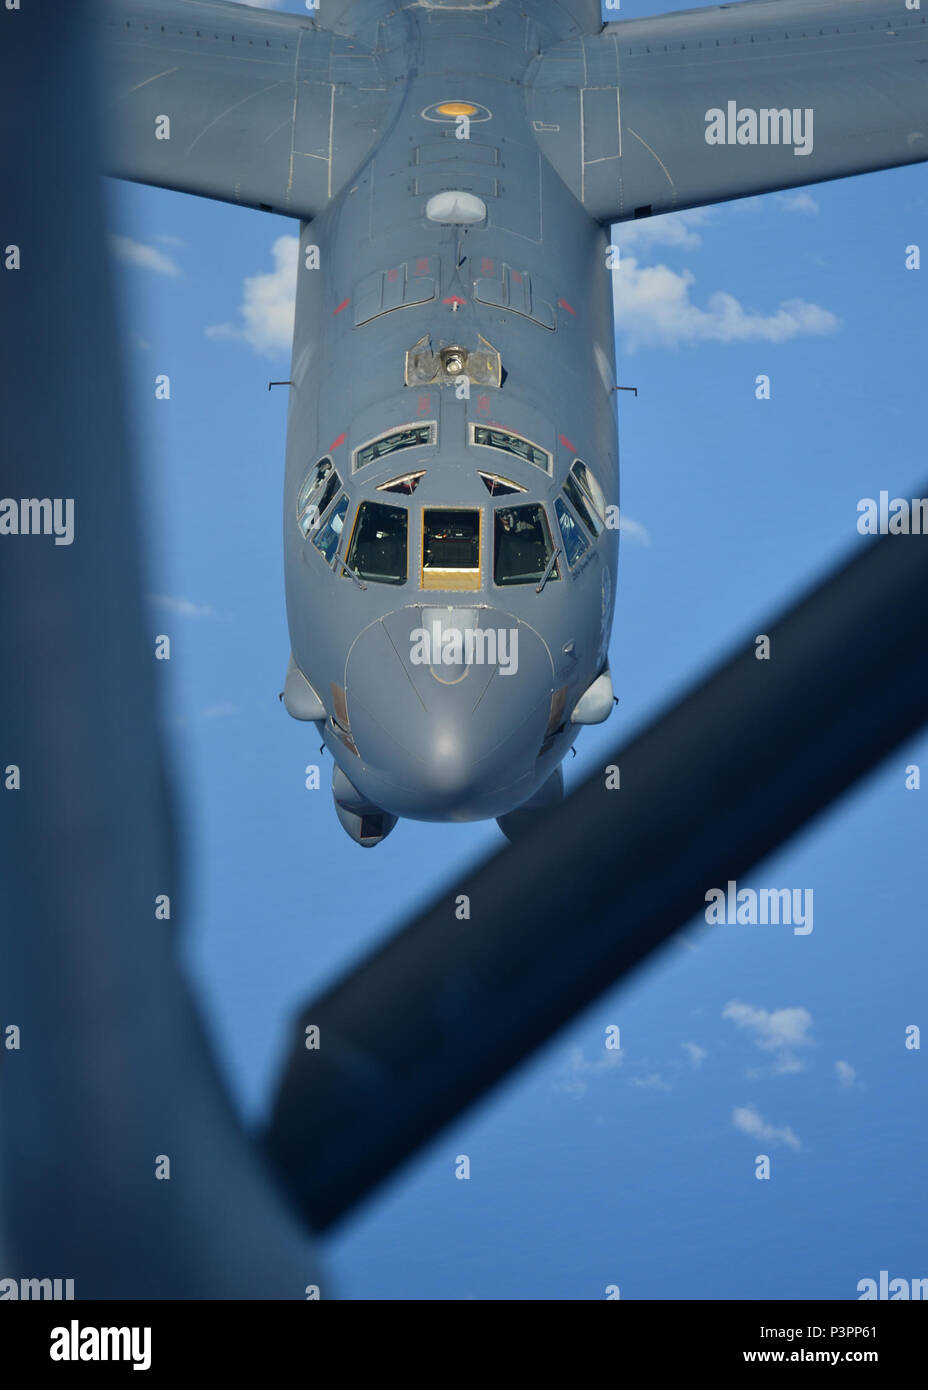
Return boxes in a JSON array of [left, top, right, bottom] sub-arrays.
[[732, 1105, 801, 1150], [206, 235, 298, 356], [613, 208, 711, 253], [772, 1055, 805, 1076], [722, 1001, 813, 1075], [778, 192, 820, 214], [835, 1060, 857, 1090], [553, 1044, 623, 1098], [150, 594, 216, 620], [682, 1042, 708, 1069], [110, 235, 180, 278], [155, 233, 185, 247], [612, 255, 839, 352], [722, 1001, 813, 1051], [631, 1072, 671, 1092]]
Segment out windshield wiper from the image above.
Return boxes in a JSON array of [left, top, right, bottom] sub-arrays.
[[535, 546, 561, 594], [340, 559, 368, 591]]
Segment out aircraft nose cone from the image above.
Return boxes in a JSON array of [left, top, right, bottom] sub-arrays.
[[424, 728, 473, 792], [343, 605, 555, 819]]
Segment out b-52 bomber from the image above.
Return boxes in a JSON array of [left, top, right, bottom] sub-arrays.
[[101, 0, 928, 844]]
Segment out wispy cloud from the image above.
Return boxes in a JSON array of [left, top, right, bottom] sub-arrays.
[[682, 1042, 708, 1069], [613, 256, 839, 351], [206, 234, 298, 356], [553, 1044, 624, 1098], [835, 1060, 858, 1090], [722, 1001, 813, 1074], [732, 1104, 801, 1150], [778, 191, 820, 214], [631, 1072, 671, 1092], [614, 208, 711, 253], [110, 235, 181, 278], [150, 594, 217, 620]]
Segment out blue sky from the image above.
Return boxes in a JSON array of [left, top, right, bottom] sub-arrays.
[[104, 0, 927, 1298]]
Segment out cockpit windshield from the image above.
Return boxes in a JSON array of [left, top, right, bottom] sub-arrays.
[[493, 503, 558, 586], [345, 501, 408, 584], [421, 508, 481, 590]]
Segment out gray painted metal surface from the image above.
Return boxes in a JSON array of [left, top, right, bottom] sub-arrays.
[[534, 0, 928, 219]]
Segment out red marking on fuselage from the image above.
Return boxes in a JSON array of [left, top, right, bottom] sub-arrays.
[[329, 432, 346, 451], [558, 297, 577, 317], [332, 298, 350, 316], [415, 257, 429, 275], [442, 296, 467, 307], [558, 433, 576, 454], [481, 258, 494, 275]]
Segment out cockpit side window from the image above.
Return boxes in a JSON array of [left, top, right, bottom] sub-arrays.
[[312, 494, 349, 565], [297, 457, 342, 538], [554, 496, 590, 567], [493, 503, 559, 586], [345, 501, 408, 584], [562, 460, 605, 538], [353, 422, 436, 472]]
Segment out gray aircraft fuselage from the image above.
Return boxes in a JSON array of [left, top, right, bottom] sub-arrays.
[[100, 0, 928, 844], [283, 3, 618, 837]]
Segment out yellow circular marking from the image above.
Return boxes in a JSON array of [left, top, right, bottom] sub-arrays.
[[436, 102, 478, 117]]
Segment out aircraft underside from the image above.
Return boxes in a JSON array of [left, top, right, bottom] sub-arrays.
[[99, 0, 928, 844]]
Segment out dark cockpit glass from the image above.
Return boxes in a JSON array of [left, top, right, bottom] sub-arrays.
[[554, 496, 590, 567], [563, 469, 603, 538], [354, 423, 435, 471], [378, 470, 425, 496], [423, 509, 479, 571], [471, 425, 551, 473], [493, 503, 558, 585], [478, 471, 526, 497], [345, 501, 408, 584], [297, 457, 341, 538], [421, 509, 481, 590], [312, 493, 349, 564]]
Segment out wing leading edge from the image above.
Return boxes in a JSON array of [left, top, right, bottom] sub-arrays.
[[528, 0, 928, 223], [99, 0, 394, 219]]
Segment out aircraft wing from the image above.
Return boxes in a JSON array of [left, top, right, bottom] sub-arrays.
[[98, 0, 392, 219], [528, 0, 928, 223]]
